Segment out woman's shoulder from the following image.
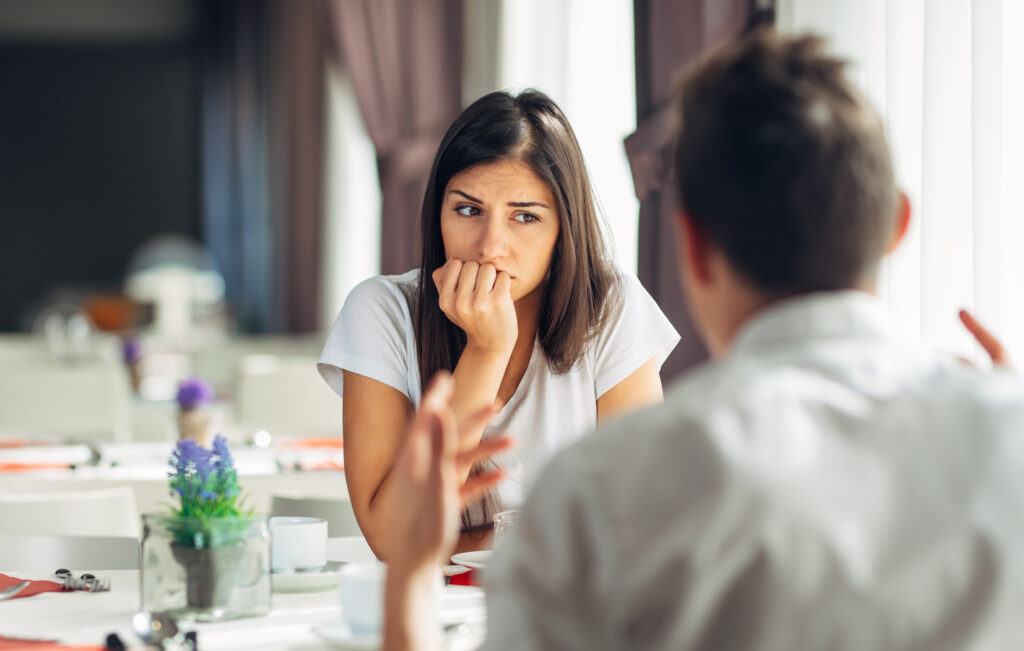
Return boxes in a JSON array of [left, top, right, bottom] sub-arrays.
[[344, 269, 421, 312]]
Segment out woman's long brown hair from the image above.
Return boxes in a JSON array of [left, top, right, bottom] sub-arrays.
[[414, 89, 620, 390]]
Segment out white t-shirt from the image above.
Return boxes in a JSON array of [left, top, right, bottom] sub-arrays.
[[484, 291, 1024, 651], [318, 269, 680, 518]]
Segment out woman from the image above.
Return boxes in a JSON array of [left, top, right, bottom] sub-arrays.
[[318, 90, 679, 559]]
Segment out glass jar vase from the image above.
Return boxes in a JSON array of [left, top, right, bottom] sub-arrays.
[[140, 514, 271, 621]]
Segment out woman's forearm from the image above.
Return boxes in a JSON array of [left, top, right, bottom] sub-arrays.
[[448, 344, 512, 480]]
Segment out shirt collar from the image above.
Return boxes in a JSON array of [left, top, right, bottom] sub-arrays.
[[730, 290, 890, 357]]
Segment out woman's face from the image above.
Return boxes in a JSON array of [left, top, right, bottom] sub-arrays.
[[440, 160, 560, 302]]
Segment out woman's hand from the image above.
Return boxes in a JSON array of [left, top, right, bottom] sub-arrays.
[[959, 309, 1012, 368], [432, 259, 517, 355]]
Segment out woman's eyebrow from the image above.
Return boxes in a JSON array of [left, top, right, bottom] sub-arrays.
[[449, 189, 482, 203], [507, 201, 550, 209]]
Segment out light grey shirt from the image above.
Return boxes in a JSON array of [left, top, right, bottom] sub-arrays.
[[484, 291, 1024, 651]]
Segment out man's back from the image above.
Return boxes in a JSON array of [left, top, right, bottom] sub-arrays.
[[485, 291, 1024, 651]]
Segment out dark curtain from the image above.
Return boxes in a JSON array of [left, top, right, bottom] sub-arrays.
[[199, 0, 276, 332], [200, 0, 328, 333], [628, 0, 759, 381], [324, 0, 464, 275], [272, 0, 327, 333]]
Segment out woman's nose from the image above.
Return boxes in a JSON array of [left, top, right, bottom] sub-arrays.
[[478, 219, 509, 259]]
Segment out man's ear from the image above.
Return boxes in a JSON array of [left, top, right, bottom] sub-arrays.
[[677, 210, 713, 285], [886, 191, 912, 254]]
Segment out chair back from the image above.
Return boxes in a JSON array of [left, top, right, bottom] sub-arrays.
[[0, 487, 139, 537], [270, 492, 361, 538], [235, 355, 341, 435], [0, 359, 131, 441], [0, 533, 140, 570]]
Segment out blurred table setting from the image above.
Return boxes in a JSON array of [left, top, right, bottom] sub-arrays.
[[0, 537, 487, 651]]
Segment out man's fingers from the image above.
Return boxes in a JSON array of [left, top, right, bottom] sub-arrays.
[[457, 435, 515, 473], [458, 403, 498, 438], [959, 309, 1009, 366], [460, 469, 505, 507]]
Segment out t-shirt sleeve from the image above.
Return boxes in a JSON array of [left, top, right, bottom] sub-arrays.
[[591, 273, 681, 398], [317, 276, 414, 401]]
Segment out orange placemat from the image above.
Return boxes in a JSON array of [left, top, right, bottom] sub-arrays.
[[284, 437, 343, 449], [0, 463, 70, 473], [0, 637, 104, 650], [0, 574, 64, 599]]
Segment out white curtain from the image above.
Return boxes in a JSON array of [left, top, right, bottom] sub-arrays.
[[320, 62, 382, 331], [777, 0, 1024, 363], [491, 0, 639, 275]]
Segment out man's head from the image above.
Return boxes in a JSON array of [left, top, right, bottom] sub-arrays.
[[672, 30, 909, 355]]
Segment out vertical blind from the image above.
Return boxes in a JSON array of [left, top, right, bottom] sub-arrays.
[[778, 0, 1024, 363]]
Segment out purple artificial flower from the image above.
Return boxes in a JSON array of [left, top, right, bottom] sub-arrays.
[[176, 377, 215, 409], [211, 434, 234, 471], [122, 337, 142, 364], [170, 438, 214, 483]]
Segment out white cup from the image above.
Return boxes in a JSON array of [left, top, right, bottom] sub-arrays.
[[339, 563, 445, 637], [269, 516, 327, 573], [339, 562, 386, 636]]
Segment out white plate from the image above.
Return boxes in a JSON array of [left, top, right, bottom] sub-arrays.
[[443, 564, 471, 578], [450, 550, 492, 570], [272, 560, 346, 592], [313, 621, 379, 650]]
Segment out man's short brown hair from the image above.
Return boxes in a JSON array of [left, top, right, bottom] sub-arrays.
[[673, 29, 898, 294]]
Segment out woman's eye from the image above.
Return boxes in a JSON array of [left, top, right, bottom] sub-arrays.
[[455, 205, 481, 217], [513, 212, 539, 224]]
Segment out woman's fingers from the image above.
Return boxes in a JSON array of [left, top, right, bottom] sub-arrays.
[[959, 309, 1010, 366], [494, 271, 512, 298], [434, 260, 463, 311], [475, 263, 498, 299]]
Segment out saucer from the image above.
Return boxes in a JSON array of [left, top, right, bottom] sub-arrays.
[[450, 550, 492, 570], [272, 560, 345, 592], [313, 621, 380, 650], [443, 564, 471, 578]]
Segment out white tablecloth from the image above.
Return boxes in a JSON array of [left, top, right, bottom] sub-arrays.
[[0, 537, 486, 650]]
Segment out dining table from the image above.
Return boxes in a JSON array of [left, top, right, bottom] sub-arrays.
[[0, 537, 487, 650]]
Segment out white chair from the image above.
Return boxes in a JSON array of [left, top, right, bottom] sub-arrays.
[[270, 492, 361, 538], [0, 533, 140, 570], [234, 354, 342, 436], [0, 487, 139, 538], [0, 358, 132, 441]]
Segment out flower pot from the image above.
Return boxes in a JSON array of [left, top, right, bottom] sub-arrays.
[[141, 514, 271, 621], [177, 408, 210, 447], [171, 543, 244, 610]]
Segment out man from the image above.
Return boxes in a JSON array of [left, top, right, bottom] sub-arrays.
[[383, 30, 1024, 650]]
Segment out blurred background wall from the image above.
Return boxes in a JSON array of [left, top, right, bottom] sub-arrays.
[[0, 0, 761, 382]]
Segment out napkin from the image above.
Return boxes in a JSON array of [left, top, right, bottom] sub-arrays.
[[284, 437, 344, 449], [0, 463, 70, 473], [0, 636, 105, 650], [0, 574, 64, 599], [448, 569, 481, 587]]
